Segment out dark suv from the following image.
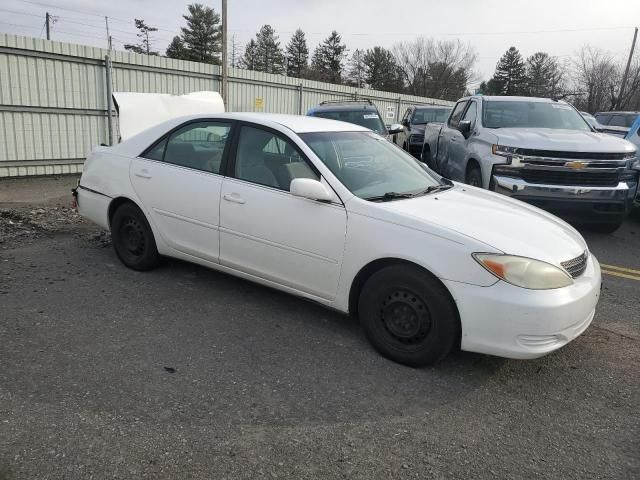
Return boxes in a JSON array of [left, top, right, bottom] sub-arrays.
[[307, 100, 401, 140], [593, 111, 640, 137], [393, 105, 452, 158]]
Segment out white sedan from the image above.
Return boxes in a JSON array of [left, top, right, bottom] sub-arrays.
[[76, 113, 601, 366]]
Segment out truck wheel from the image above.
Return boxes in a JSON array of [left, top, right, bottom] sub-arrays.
[[465, 165, 482, 187]]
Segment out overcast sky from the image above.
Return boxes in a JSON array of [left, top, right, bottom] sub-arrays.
[[3, 0, 639, 88]]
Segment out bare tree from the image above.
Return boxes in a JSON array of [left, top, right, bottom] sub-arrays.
[[571, 46, 619, 113], [392, 38, 477, 101], [229, 34, 242, 68]]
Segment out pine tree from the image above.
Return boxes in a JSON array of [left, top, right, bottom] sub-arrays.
[[310, 31, 347, 84], [166, 36, 187, 59], [180, 3, 222, 64], [124, 19, 158, 55], [364, 46, 400, 91], [253, 25, 285, 74], [241, 39, 259, 70], [285, 29, 309, 78], [488, 47, 527, 95], [229, 34, 242, 67], [526, 52, 564, 97]]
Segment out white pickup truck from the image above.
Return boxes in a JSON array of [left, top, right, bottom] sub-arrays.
[[421, 95, 639, 232]]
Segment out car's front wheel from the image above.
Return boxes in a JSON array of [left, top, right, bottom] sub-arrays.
[[111, 202, 161, 271], [358, 265, 459, 367]]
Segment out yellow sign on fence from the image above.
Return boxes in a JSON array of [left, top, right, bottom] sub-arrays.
[[255, 97, 264, 109]]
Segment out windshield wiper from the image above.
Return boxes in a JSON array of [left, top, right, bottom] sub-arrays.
[[411, 184, 454, 197], [364, 191, 416, 202]]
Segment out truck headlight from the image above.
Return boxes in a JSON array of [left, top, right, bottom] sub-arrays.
[[472, 253, 573, 289], [492, 145, 519, 157]]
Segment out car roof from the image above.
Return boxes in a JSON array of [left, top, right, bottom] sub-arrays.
[[477, 96, 568, 103], [414, 105, 451, 110]]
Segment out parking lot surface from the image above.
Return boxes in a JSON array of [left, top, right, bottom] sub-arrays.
[[1, 176, 638, 479]]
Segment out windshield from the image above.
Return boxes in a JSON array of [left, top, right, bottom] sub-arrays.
[[313, 110, 387, 135], [412, 107, 452, 124], [300, 131, 443, 200], [483, 101, 592, 131]]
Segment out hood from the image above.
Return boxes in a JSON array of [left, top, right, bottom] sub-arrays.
[[495, 128, 636, 153], [410, 124, 426, 135], [375, 185, 587, 266], [112, 91, 225, 141]]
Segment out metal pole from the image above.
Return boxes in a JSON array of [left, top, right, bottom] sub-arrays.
[[105, 16, 111, 51], [45, 12, 50, 40], [396, 96, 401, 122], [221, 0, 228, 107], [298, 83, 303, 115], [105, 55, 114, 145], [618, 27, 638, 109]]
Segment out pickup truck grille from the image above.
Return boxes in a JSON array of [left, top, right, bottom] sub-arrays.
[[516, 149, 628, 161], [561, 251, 588, 279], [521, 169, 619, 187]]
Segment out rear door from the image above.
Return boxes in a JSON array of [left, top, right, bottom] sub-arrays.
[[436, 100, 468, 179], [219, 123, 347, 300], [130, 120, 233, 262]]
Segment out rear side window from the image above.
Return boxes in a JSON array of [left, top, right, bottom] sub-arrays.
[[594, 114, 611, 125], [143, 121, 232, 174], [448, 101, 468, 127]]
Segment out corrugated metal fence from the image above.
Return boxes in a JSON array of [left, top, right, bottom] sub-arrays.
[[0, 33, 453, 177]]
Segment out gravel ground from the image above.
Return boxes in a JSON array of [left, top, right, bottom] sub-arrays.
[[0, 176, 638, 479]]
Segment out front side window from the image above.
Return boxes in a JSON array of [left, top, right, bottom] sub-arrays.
[[482, 101, 591, 131], [300, 131, 443, 200], [462, 102, 477, 126], [594, 114, 610, 125], [234, 126, 318, 191], [448, 101, 468, 128], [313, 110, 387, 135], [146, 121, 232, 174]]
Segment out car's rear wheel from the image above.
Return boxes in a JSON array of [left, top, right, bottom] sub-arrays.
[[111, 202, 160, 271], [465, 164, 482, 187], [358, 265, 459, 367]]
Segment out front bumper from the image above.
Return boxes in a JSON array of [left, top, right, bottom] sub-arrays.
[[444, 254, 601, 359], [491, 175, 638, 222], [407, 141, 423, 158]]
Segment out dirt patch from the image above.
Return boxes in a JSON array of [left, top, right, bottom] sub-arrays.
[[0, 206, 102, 248]]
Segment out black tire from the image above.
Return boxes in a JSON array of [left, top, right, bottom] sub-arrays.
[[588, 220, 624, 234], [358, 265, 459, 367], [111, 202, 161, 271], [465, 164, 482, 187]]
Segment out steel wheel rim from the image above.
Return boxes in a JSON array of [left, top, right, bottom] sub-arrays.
[[380, 289, 432, 344], [120, 216, 145, 257]]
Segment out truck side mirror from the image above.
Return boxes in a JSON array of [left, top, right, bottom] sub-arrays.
[[458, 120, 472, 135]]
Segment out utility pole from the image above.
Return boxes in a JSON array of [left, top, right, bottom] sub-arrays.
[[45, 12, 50, 40], [105, 16, 111, 50], [618, 26, 638, 109], [221, 0, 228, 107]]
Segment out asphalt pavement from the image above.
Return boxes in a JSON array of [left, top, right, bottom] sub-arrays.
[[0, 176, 638, 479]]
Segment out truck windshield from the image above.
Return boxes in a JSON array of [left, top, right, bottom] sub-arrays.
[[412, 107, 452, 124], [300, 131, 443, 200], [313, 110, 387, 135], [483, 101, 592, 131]]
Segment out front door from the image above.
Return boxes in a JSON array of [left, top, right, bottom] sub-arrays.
[[436, 100, 468, 179], [130, 120, 233, 263], [219, 124, 347, 300]]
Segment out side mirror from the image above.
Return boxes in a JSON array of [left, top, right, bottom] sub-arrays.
[[458, 120, 472, 135], [290, 178, 333, 202], [402, 119, 410, 127], [388, 123, 404, 135]]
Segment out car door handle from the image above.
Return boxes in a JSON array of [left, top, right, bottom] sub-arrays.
[[223, 194, 246, 204], [450, 137, 457, 142], [135, 169, 152, 179]]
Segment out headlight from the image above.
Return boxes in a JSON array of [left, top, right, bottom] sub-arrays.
[[491, 145, 519, 157], [472, 253, 573, 289]]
